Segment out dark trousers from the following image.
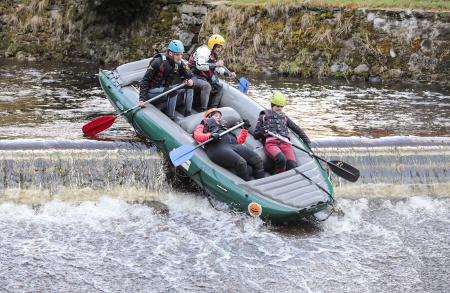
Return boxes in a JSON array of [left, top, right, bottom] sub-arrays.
[[206, 142, 264, 181], [192, 76, 223, 110], [147, 86, 193, 118]]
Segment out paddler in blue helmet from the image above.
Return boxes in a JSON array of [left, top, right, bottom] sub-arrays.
[[138, 40, 194, 119]]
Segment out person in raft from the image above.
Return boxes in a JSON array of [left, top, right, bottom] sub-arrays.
[[253, 92, 312, 174], [193, 108, 265, 181], [188, 34, 236, 111], [138, 40, 194, 119]]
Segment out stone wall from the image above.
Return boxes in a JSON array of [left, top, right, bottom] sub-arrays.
[[0, 1, 448, 84], [199, 3, 450, 84], [341, 9, 449, 83]]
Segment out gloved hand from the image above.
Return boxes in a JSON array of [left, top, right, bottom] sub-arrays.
[[243, 119, 251, 130], [263, 124, 269, 133], [210, 133, 220, 140]]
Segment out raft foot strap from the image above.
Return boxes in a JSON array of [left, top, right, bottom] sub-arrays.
[[294, 168, 332, 197]]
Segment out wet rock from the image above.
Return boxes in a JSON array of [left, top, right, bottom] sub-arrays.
[[369, 76, 382, 83], [139, 200, 169, 215], [387, 69, 402, 79], [16, 51, 28, 60], [420, 39, 433, 53], [354, 64, 370, 74], [330, 63, 349, 73]]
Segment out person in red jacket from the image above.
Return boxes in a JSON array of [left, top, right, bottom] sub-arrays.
[[193, 108, 265, 181], [254, 92, 312, 174]]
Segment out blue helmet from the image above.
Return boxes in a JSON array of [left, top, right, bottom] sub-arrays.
[[168, 40, 184, 53]]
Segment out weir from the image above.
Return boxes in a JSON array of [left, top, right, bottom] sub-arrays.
[[0, 140, 169, 203], [315, 137, 450, 198], [1, 138, 449, 202]]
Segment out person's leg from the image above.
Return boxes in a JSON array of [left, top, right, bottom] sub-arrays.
[[147, 87, 166, 104], [274, 152, 287, 173], [235, 145, 265, 179], [147, 86, 177, 119], [207, 145, 250, 181], [192, 78, 211, 111], [280, 142, 298, 171], [178, 87, 193, 116], [264, 140, 287, 173], [286, 160, 298, 170], [165, 90, 178, 119], [209, 86, 223, 109]]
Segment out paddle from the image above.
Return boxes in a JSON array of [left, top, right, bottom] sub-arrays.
[[268, 131, 360, 182], [223, 66, 250, 94], [82, 83, 185, 136], [170, 122, 245, 167]]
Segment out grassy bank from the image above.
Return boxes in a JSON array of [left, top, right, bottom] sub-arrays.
[[231, 0, 450, 11], [201, 1, 449, 83]]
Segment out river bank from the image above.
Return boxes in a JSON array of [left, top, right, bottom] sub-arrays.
[[0, 0, 449, 84]]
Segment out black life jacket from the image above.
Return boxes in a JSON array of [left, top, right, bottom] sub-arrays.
[[203, 118, 225, 133], [148, 53, 180, 88], [202, 118, 237, 139], [261, 110, 290, 138]]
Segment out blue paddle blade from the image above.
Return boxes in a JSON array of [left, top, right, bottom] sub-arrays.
[[169, 145, 196, 167], [238, 77, 250, 94]]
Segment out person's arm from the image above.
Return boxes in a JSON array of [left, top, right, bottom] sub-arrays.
[[180, 62, 194, 86], [194, 46, 215, 72], [138, 57, 161, 101], [237, 128, 248, 144], [286, 117, 311, 147], [215, 65, 226, 76], [237, 118, 251, 144], [193, 124, 211, 142], [253, 115, 266, 140]]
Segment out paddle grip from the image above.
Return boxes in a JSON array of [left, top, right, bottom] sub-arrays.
[[223, 66, 241, 84]]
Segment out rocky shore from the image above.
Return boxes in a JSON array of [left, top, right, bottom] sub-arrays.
[[1, 0, 449, 84]]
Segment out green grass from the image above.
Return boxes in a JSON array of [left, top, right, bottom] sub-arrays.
[[230, 0, 450, 11]]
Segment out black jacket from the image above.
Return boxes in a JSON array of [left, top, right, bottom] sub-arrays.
[[139, 52, 193, 101]]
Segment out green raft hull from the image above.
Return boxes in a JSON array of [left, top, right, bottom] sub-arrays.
[[98, 59, 334, 223]]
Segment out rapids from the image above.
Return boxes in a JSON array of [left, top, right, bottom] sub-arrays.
[[0, 59, 449, 292]]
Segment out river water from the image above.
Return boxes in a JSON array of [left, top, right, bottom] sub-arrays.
[[1, 58, 449, 292]]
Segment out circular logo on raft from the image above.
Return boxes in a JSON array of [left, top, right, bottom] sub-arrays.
[[248, 202, 262, 217]]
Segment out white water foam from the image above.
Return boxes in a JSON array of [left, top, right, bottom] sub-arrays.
[[1, 194, 449, 292]]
